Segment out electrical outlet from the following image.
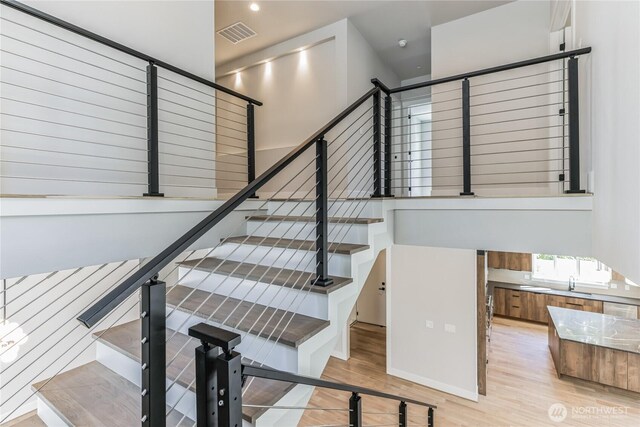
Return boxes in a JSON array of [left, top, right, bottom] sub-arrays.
[[425, 320, 434, 329], [611, 283, 617, 289], [524, 274, 531, 280], [625, 285, 631, 291], [444, 323, 456, 333]]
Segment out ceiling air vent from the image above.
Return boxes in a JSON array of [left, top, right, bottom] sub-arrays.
[[217, 22, 257, 44]]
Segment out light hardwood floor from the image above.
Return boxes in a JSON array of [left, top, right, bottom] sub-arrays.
[[300, 318, 640, 426]]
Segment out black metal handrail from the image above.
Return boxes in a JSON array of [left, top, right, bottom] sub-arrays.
[[385, 47, 592, 94], [77, 86, 379, 328], [0, 0, 262, 106], [242, 364, 437, 409]]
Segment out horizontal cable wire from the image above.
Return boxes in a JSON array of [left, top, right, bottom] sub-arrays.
[[0, 16, 145, 72], [0, 174, 146, 186], [0, 33, 146, 84], [0, 159, 147, 175], [472, 113, 560, 127], [470, 101, 563, 118], [471, 67, 564, 88], [157, 97, 216, 117], [471, 123, 566, 138], [470, 79, 564, 98], [0, 128, 147, 152], [0, 65, 146, 106], [1, 81, 146, 117], [158, 75, 216, 100], [0, 96, 146, 129], [157, 85, 214, 108], [242, 405, 350, 411], [1, 112, 146, 140], [0, 49, 145, 94], [158, 119, 215, 135], [470, 90, 566, 108]]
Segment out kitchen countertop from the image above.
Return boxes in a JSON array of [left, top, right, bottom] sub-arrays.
[[489, 281, 640, 306], [548, 306, 640, 354]]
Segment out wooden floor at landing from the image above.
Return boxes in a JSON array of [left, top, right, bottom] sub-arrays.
[[300, 317, 640, 426]]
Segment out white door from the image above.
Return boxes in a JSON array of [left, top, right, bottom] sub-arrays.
[[356, 250, 386, 326]]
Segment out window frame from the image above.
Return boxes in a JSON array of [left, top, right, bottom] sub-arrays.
[[531, 254, 611, 289]]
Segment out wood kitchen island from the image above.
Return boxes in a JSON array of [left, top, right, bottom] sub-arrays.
[[548, 306, 640, 392]]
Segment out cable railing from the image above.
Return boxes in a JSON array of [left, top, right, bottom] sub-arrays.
[[371, 47, 591, 198], [0, 0, 260, 198]]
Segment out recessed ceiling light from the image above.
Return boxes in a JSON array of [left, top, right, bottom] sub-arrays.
[[417, 65, 422, 69], [398, 39, 408, 48], [249, 3, 260, 12]]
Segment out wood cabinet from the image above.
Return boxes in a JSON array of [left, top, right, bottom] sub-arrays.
[[488, 252, 532, 271], [550, 321, 635, 392], [493, 288, 507, 316], [492, 287, 606, 323], [628, 353, 640, 392]]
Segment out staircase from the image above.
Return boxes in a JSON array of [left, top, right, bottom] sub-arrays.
[[12, 200, 391, 426]]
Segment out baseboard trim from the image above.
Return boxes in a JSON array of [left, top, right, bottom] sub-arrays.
[[387, 367, 479, 402]]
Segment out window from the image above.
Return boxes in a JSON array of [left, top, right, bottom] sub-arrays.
[[532, 254, 612, 287]]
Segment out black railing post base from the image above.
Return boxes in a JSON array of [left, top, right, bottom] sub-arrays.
[[141, 278, 166, 427], [459, 192, 475, 196], [143, 192, 164, 197], [311, 277, 334, 287], [189, 323, 243, 427], [564, 189, 586, 194]]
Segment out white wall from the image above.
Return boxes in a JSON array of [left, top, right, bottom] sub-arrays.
[[429, 1, 562, 196], [1, 1, 218, 198], [216, 19, 399, 198], [572, 0, 640, 284], [23, 0, 215, 79], [387, 244, 478, 401]]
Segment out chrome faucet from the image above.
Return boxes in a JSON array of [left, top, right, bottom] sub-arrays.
[[569, 276, 576, 291]]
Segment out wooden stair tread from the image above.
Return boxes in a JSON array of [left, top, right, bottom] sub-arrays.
[[166, 285, 329, 348], [32, 361, 192, 426], [94, 320, 294, 423], [0, 411, 45, 427], [222, 235, 369, 255], [179, 257, 352, 294], [246, 215, 383, 224]]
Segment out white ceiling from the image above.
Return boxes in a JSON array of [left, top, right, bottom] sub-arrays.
[[215, 1, 511, 80]]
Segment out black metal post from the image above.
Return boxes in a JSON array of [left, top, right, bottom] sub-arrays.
[[189, 323, 243, 427], [144, 63, 163, 197], [460, 78, 473, 196], [384, 95, 393, 197], [247, 103, 257, 197], [428, 407, 434, 427], [349, 392, 362, 427], [399, 401, 407, 427], [141, 278, 166, 427], [372, 90, 382, 197], [314, 138, 334, 287], [566, 57, 585, 193]]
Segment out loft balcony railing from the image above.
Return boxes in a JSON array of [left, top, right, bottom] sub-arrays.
[[0, 0, 260, 199]]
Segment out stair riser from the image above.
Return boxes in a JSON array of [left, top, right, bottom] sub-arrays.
[[166, 309, 299, 373], [95, 343, 197, 421], [177, 268, 330, 319], [246, 220, 369, 244], [267, 201, 380, 218], [213, 243, 353, 277]]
